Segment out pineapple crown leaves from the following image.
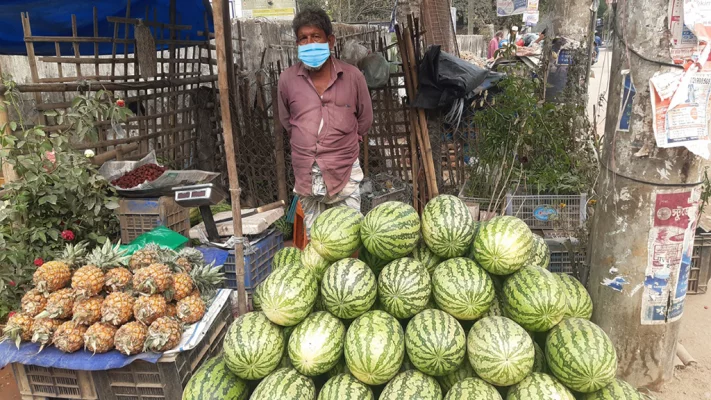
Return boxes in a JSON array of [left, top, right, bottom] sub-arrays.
[[57, 241, 90, 267], [85, 241, 129, 270], [0, 325, 24, 349], [177, 247, 205, 265], [189, 261, 224, 294]]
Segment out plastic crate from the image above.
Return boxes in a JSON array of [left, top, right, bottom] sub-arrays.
[[546, 237, 586, 275], [505, 190, 587, 231], [11, 364, 97, 400], [223, 229, 283, 291], [117, 197, 190, 243], [689, 235, 711, 294]]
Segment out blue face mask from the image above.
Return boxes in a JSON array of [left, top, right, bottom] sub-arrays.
[[298, 42, 331, 69]]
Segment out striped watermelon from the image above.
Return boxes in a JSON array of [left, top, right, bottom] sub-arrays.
[[321, 259, 377, 319], [502, 266, 565, 332], [273, 247, 302, 270], [325, 357, 351, 378], [345, 310, 404, 385], [473, 216, 534, 275], [546, 318, 617, 393], [506, 372, 575, 400], [301, 243, 332, 282], [378, 258, 431, 319], [260, 264, 318, 326], [310, 206, 363, 261], [183, 356, 249, 400], [581, 379, 645, 400], [484, 292, 504, 318], [437, 360, 476, 394], [411, 242, 443, 275], [279, 354, 293, 369], [421, 194, 477, 258], [380, 370, 443, 400], [528, 235, 550, 269], [318, 374, 374, 400], [424, 294, 439, 310], [554, 273, 593, 319], [249, 368, 315, 400], [443, 377, 501, 400], [360, 201, 421, 261], [313, 292, 327, 312], [288, 311, 345, 376], [467, 316, 534, 386], [223, 312, 284, 380], [399, 351, 416, 372], [465, 221, 483, 260], [358, 245, 389, 276], [532, 342, 547, 373], [405, 309, 466, 376], [252, 283, 263, 311], [431, 258, 495, 320]]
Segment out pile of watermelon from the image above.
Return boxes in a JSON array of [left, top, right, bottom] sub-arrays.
[[184, 195, 645, 400]]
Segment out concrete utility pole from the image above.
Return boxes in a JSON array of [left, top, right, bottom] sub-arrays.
[[467, 0, 475, 35], [587, 0, 709, 390]]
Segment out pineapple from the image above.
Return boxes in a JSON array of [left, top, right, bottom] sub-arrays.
[[173, 273, 194, 301], [114, 321, 148, 355], [21, 289, 48, 317], [165, 303, 178, 318], [144, 317, 182, 352], [1, 313, 34, 348], [72, 296, 104, 325], [133, 263, 173, 295], [134, 294, 167, 325], [31, 318, 64, 351], [84, 322, 117, 354], [177, 295, 206, 324], [53, 321, 87, 353], [190, 262, 225, 299], [83, 241, 130, 294], [33, 242, 88, 293], [105, 267, 132, 293], [128, 244, 161, 271], [35, 288, 75, 320], [71, 265, 105, 299], [101, 292, 135, 326], [174, 248, 205, 273]]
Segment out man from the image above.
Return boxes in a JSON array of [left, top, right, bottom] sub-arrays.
[[278, 8, 373, 235], [488, 31, 504, 59]]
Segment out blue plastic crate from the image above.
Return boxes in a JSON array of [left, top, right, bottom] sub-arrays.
[[223, 229, 283, 291]]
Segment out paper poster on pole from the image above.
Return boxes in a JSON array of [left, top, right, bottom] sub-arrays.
[[527, 0, 540, 11], [669, 0, 698, 60], [497, 0, 528, 16], [684, 0, 711, 40], [523, 11, 539, 27]]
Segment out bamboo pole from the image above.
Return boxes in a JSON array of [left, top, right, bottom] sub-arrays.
[[0, 63, 18, 184], [213, 0, 247, 316], [395, 25, 420, 211], [272, 85, 288, 204]]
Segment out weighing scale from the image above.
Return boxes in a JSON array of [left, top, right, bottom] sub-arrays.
[[172, 183, 226, 242]]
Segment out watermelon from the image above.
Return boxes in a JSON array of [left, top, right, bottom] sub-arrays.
[[506, 373, 574, 400], [252, 283, 263, 311], [260, 264, 318, 326], [273, 247, 302, 270], [279, 353, 293, 369], [467, 316, 534, 386], [223, 312, 284, 380], [443, 377, 501, 400], [581, 378, 645, 400], [437, 360, 476, 393], [532, 342, 546, 373], [183, 356, 249, 400], [431, 258, 494, 320], [546, 318, 617, 393], [423, 294, 439, 310], [473, 216, 534, 275], [379, 370, 443, 400], [301, 243, 332, 282], [405, 309, 466, 376], [378, 258, 431, 319], [344, 310, 404, 385], [288, 311, 345, 376], [249, 368, 315, 400], [411, 242, 442, 274], [502, 266, 565, 332], [310, 206, 363, 261], [313, 292, 327, 312], [358, 245, 389, 276], [321, 258, 377, 319], [325, 357, 351, 378], [360, 201, 421, 261], [484, 292, 504, 317], [465, 221, 482, 260], [399, 351, 416, 372], [528, 234, 550, 269], [421, 194, 477, 258], [554, 273, 593, 319], [318, 373, 374, 400]]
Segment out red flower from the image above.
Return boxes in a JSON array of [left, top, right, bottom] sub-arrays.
[[34, 258, 44, 267], [116, 99, 125, 107], [61, 230, 75, 241], [8, 311, 15, 319], [8, 281, 16, 287]]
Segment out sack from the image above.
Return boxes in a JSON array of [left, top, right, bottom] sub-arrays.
[[119, 226, 189, 256], [342, 39, 369, 65], [359, 53, 390, 89]]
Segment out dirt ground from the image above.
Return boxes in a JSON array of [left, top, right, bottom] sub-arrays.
[[0, 365, 20, 400]]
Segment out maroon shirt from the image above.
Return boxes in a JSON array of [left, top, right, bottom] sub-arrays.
[[278, 57, 373, 197]]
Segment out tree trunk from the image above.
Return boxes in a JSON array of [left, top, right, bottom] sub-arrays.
[[467, 0, 475, 35]]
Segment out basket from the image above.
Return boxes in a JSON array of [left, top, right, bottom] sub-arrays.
[[11, 365, 97, 400], [223, 229, 283, 291], [546, 237, 586, 275], [117, 197, 190, 243], [457, 184, 507, 221], [689, 234, 711, 294], [505, 189, 587, 231]]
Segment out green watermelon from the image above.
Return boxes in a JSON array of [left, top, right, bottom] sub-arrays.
[[444, 377, 501, 400], [313, 292, 327, 312], [431, 258, 495, 320], [437, 360, 477, 394], [465, 221, 483, 260], [273, 247, 302, 270], [249, 368, 315, 400], [321, 258, 377, 319], [405, 309, 466, 376], [252, 283, 263, 311], [223, 312, 284, 380], [484, 292, 504, 317], [344, 310, 404, 385], [423, 294, 439, 310], [506, 372, 575, 400], [502, 266, 565, 332], [358, 245, 389, 276], [473, 216, 534, 275], [554, 273, 593, 319], [288, 311, 345, 376], [379, 370, 443, 400], [301, 243, 332, 282], [399, 351, 417, 372], [421, 194, 477, 258], [183, 356, 249, 400], [378, 258, 431, 319], [260, 264, 318, 326], [581, 378, 645, 400], [532, 342, 547, 373], [467, 316, 534, 386], [318, 373, 374, 400], [360, 201, 421, 261], [546, 318, 617, 393], [325, 357, 351, 378], [411, 242, 443, 274], [528, 235, 550, 269], [279, 353, 293, 369], [310, 206, 363, 261]]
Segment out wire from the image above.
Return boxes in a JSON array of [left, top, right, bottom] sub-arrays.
[[602, 161, 703, 187], [612, 12, 683, 69]]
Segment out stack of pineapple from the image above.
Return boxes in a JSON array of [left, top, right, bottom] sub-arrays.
[[1, 242, 223, 356]]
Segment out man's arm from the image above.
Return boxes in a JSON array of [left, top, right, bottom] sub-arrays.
[[278, 77, 292, 137], [355, 73, 373, 137]]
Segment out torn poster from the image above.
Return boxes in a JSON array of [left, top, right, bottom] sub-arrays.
[[618, 70, 636, 132], [683, 0, 711, 40], [523, 11, 539, 27], [641, 188, 701, 325], [669, 0, 698, 60], [496, 0, 528, 16]]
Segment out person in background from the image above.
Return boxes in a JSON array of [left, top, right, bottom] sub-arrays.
[[278, 7, 373, 236], [533, 28, 547, 46], [511, 25, 520, 43], [488, 31, 504, 59]]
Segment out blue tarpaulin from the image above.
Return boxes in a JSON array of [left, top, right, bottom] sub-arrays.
[[0, 0, 213, 56]]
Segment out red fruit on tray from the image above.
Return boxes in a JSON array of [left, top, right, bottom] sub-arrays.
[[110, 163, 167, 189]]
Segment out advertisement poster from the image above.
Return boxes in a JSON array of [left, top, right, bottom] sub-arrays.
[[523, 11, 540, 26], [618, 71, 636, 131], [669, 0, 698, 60], [527, 0, 540, 11], [684, 0, 711, 40], [497, 0, 528, 16], [641, 188, 701, 325]]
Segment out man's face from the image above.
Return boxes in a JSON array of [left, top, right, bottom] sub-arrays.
[[297, 25, 335, 49]]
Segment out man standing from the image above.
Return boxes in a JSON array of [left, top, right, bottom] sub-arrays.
[[278, 8, 373, 235], [488, 31, 504, 59]]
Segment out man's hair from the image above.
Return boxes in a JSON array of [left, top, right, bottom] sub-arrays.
[[292, 8, 333, 38]]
